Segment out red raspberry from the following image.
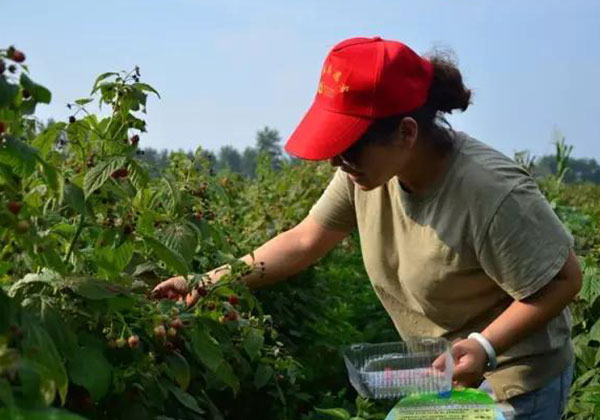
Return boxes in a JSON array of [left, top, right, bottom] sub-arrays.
[[170, 318, 183, 330], [7, 201, 21, 215], [226, 311, 238, 321], [228, 294, 239, 305], [12, 50, 25, 63], [111, 168, 128, 178], [130, 135, 139, 146]]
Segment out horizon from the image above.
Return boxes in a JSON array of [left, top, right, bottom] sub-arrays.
[[3, 0, 599, 160]]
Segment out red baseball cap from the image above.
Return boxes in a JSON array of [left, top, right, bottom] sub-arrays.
[[284, 37, 434, 160]]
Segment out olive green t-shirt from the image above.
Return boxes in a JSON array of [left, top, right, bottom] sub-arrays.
[[308, 131, 574, 401]]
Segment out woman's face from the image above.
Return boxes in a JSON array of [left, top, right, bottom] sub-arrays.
[[328, 118, 418, 191]]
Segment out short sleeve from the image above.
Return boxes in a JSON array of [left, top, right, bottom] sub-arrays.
[[477, 180, 574, 300], [308, 168, 357, 232]]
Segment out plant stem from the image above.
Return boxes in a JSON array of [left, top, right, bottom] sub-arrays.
[[64, 213, 85, 264]]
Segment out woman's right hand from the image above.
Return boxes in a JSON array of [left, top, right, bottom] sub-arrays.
[[151, 276, 200, 307]]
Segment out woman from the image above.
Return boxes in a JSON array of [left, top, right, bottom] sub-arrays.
[[153, 37, 582, 419]]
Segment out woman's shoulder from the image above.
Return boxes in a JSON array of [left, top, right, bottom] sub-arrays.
[[452, 131, 534, 195]]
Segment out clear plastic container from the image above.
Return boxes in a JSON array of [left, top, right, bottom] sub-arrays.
[[343, 338, 453, 399]]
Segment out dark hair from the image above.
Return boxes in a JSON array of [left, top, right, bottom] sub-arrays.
[[344, 49, 472, 158]]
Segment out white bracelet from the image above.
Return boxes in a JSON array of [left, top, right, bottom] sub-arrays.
[[468, 332, 498, 370]]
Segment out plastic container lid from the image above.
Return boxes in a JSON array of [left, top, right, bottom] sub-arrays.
[[343, 338, 453, 399]]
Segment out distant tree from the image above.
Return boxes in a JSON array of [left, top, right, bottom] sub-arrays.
[[241, 147, 258, 178], [217, 145, 243, 173], [255, 126, 282, 169]]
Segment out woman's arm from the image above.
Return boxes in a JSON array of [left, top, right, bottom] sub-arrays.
[[449, 250, 582, 387], [481, 249, 582, 355]]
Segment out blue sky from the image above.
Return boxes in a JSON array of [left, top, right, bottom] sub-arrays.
[[3, 0, 599, 159]]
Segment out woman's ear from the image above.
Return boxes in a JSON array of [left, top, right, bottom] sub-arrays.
[[397, 117, 419, 149]]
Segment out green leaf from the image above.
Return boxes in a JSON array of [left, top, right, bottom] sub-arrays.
[[0, 378, 14, 407], [0, 136, 39, 177], [161, 222, 197, 263], [91, 72, 118, 94], [163, 177, 181, 215], [0, 76, 19, 107], [243, 328, 264, 361], [133, 82, 161, 99], [96, 241, 134, 274], [166, 352, 191, 391], [127, 159, 149, 192], [67, 346, 112, 401], [41, 306, 78, 360], [253, 364, 273, 390], [314, 408, 352, 420], [38, 159, 61, 193], [32, 123, 65, 158], [0, 407, 87, 420], [580, 261, 600, 304], [168, 385, 205, 415], [144, 236, 189, 276], [21, 320, 69, 405], [20, 74, 52, 104], [189, 325, 223, 372], [215, 361, 239, 394], [74, 98, 93, 106], [64, 183, 86, 213], [83, 156, 127, 198], [63, 276, 121, 300]]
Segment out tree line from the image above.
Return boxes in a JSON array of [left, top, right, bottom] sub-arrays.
[[135, 126, 599, 183]]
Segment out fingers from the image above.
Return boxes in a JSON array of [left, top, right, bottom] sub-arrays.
[[432, 352, 447, 372], [185, 289, 199, 307], [151, 277, 187, 300]]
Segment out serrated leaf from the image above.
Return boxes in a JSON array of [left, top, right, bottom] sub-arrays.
[[161, 222, 197, 263], [254, 364, 273, 390], [20, 73, 52, 104], [580, 262, 600, 304], [96, 241, 134, 274], [0, 136, 39, 177], [163, 177, 181, 215], [168, 385, 205, 415], [32, 123, 65, 158], [215, 360, 239, 394], [64, 183, 86, 213], [68, 346, 112, 401], [127, 159, 149, 191], [189, 325, 223, 372], [243, 328, 264, 361], [83, 156, 127, 198], [166, 352, 191, 390], [21, 320, 68, 405], [91, 72, 118, 94], [63, 276, 121, 300], [38, 159, 61, 193], [144, 236, 188, 276]]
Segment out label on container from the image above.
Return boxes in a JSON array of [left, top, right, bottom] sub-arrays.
[[386, 407, 496, 420]]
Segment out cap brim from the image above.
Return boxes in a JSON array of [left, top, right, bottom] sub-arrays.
[[284, 103, 373, 160]]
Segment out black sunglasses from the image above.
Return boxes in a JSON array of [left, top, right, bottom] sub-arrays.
[[339, 135, 369, 165]]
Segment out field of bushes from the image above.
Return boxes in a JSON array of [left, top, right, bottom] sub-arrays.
[[1, 46, 599, 419]]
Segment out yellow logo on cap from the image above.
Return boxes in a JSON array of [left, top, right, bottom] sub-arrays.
[[318, 62, 349, 98]]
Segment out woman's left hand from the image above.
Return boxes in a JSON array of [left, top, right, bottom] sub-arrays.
[[449, 338, 489, 387]]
